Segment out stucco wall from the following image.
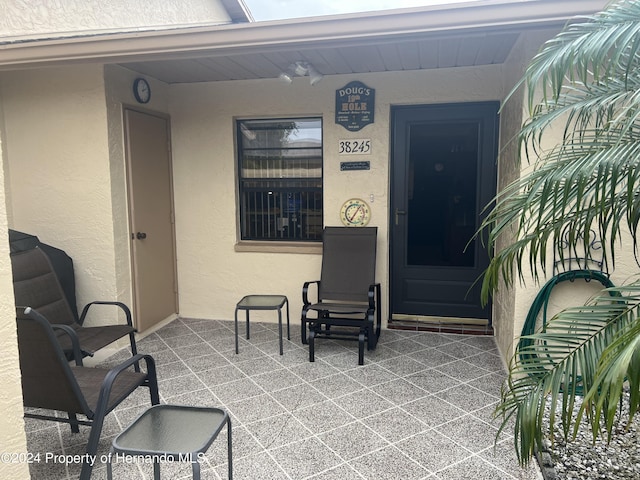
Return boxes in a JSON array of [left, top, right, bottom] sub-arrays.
[[0, 64, 120, 321], [1, 0, 232, 40], [169, 65, 507, 323], [0, 98, 30, 480]]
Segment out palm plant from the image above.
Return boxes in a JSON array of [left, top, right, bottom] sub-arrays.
[[482, 0, 640, 465]]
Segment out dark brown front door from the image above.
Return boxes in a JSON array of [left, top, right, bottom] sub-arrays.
[[390, 102, 498, 322]]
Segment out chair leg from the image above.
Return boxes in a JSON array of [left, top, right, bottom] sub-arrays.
[[227, 416, 233, 480], [358, 331, 365, 365], [129, 331, 140, 372], [309, 329, 316, 362], [301, 309, 308, 345], [80, 414, 105, 480], [68, 412, 80, 433]]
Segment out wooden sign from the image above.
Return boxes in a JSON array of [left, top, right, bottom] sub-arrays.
[[335, 81, 375, 132]]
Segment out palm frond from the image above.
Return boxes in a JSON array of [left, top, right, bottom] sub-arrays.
[[496, 281, 640, 465]]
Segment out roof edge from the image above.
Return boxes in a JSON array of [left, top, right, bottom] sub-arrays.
[[0, 0, 608, 70]]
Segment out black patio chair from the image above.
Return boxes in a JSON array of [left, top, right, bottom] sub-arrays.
[[11, 246, 138, 362], [16, 306, 159, 480], [301, 226, 381, 365]]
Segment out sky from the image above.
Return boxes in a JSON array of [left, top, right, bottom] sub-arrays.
[[243, 0, 480, 21]]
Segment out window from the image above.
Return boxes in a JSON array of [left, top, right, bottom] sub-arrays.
[[237, 118, 323, 241]]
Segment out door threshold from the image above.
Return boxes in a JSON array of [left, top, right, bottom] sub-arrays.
[[390, 314, 493, 335]]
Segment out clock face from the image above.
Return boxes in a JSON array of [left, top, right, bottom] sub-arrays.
[[133, 78, 151, 104], [340, 198, 371, 227]]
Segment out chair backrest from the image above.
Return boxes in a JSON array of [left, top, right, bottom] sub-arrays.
[[11, 247, 77, 326], [16, 308, 89, 415], [319, 226, 377, 303]]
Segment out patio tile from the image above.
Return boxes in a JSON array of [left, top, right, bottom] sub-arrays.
[[227, 393, 288, 424], [155, 359, 193, 381], [435, 414, 500, 453], [307, 463, 364, 479], [26, 319, 542, 480], [343, 363, 398, 387], [396, 430, 472, 473], [435, 341, 483, 359], [458, 335, 499, 352], [434, 455, 514, 480], [234, 355, 283, 377], [249, 413, 313, 450], [160, 332, 205, 348], [171, 342, 218, 360], [467, 371, 507, 397], [401, 395, 466, 428], [412, 332, 459, 348], [408, 348, 457, 368], [317, 421, 389, 461], [181, 351, 230, 371], [292, 399, 356, 434], [157, 372, 206, 397], [207, 425, 264, 464], [365, 407, 429, 443], [208, 377, 265, 405], [434, 383, 500, 413], [349, 445, 431, 480], [271, 437, 343, 479], [332, 388, 394, 418], [310, 372, 367, 399], [479, 438, 541, 480], [269, 382, 327, 411], [377, 356, 430, 377], [433, 359, 491, 382], [405, 369, 459, 394], [196, 364, 247, 387], [215, 451, 288, 480], [464, 350, 507, 373], [372, 378, 430, 405], [384, 338, 428, 354], [251, 368, 305, 393], [288, 358, 341, 381]]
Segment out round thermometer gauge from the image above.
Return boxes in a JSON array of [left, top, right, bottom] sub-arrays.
[[340, 198, 371, 227]]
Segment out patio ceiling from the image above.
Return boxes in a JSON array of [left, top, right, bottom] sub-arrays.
[[0, 0, 609, 84], [119, 30, 522, 84]]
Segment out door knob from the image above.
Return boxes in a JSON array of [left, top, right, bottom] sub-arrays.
[[136, 232, 147, 240]]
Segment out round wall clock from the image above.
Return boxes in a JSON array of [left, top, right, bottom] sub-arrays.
[[133, 78, 151, 104], [340, 198, 371, 227]]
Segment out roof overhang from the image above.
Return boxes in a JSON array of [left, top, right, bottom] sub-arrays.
[[0, 0, 608, 82]]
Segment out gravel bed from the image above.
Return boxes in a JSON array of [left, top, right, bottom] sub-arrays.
[[539, 389, 640, 480]]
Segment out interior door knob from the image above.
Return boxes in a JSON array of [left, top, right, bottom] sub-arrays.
[[136, 232, 147, 240]]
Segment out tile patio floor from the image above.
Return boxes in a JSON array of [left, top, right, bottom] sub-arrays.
[[25, 317, 541, 480]]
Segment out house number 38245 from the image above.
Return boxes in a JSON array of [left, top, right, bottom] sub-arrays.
[[338, 139, 371, 155]]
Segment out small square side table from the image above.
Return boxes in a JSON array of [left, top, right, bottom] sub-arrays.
[[107, 404, 232, 480], [235, 295, 290, 355]]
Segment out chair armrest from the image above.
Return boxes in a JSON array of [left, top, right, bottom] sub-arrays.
[[368, 283, 381, 309], [78, 301, 134, 328], [96, 353, 160, 412], [303, 280, 320, 306], [51, 323, 84, 366], [22, 306, 85, 365]]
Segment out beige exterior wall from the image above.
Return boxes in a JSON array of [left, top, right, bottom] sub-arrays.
[[169, 64, 507, 323], [0, 64, 121, 321], [0, 101, 30, 480], [1, 0, 232, 40]]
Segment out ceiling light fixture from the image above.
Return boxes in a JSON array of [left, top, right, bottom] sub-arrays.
[[279, 61, 323, 86]]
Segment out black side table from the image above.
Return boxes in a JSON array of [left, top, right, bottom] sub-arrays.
[[107, 404, 232, 480], [235, 295, 290, 355]]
